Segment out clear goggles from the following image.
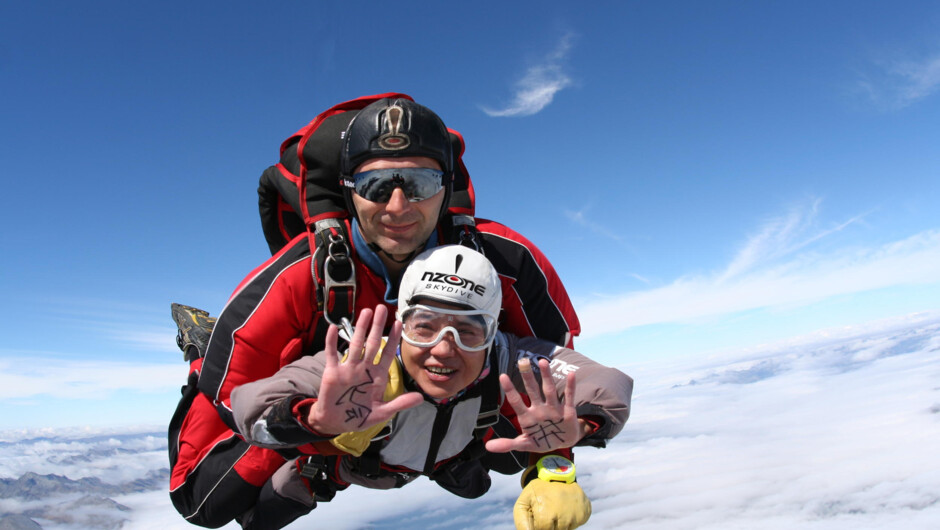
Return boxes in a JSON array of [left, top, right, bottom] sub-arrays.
[[344, 167, 444, 203], [397, 304, 498, 352]]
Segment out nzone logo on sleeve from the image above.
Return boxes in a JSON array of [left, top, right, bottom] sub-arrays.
[[549, 357, 579, 381], [518, 348, 579, 382]]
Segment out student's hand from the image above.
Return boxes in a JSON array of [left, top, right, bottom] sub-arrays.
[[513, 477, 591, 530], [307, 305, 423, 436], [485, 358, 580, 453]]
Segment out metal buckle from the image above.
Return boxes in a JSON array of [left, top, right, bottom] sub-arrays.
[[337, 317, 356, 342], [371, 425, 391, 441], [475, 408, 500, 429], [322, 232, 356, 328], [299, 456, 338, 503], [452, 214, 481, 251], [299, 457, 328, 481]]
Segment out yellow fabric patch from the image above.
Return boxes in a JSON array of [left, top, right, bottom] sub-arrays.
[[330, 340, 403, 456]]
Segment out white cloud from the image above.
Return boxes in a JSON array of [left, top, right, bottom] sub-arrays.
[[0, 357, 185, 400], [577, 199, 940, 338], [857, 49, 940, 109], [564, 206, 626, 244], [902, 55, 940, 101], [481, 33, 575, 117], [718, 198, 869, 282], [122, 490, 232, 530], [45, 298, 181, 354], [111, 327, 180, 352]]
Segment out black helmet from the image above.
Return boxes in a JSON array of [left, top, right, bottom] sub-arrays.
[[340, 98, 455, 226], [340, 98, 454, 176]]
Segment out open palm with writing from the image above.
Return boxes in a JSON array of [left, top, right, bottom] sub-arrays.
[[485, 358, 581, 453], [306, 305, 423, 436]]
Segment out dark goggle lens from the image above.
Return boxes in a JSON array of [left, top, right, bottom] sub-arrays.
[[347, 168, 444, 203]]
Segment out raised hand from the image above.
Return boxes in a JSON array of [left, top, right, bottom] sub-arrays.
[[307, 305, 423, 436], [485, 358, 580, 454]]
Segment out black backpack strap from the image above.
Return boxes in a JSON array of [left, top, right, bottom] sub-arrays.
[[425, 348, 503, 499], [421, 401, 456, 475], [347, 349, 503, 493], [310, 218, 356, 328], [350, 426, 416, 488], [459, 348, 502, 461], [357, 438, 384, 478], [444, 213, 483, 252], [474, 349, 502, 437], [428, 348, 503, 471], [298, 455, 341, 503]]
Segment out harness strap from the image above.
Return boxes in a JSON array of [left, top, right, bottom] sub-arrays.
[[451, 348, 502, 462], [311, 219, 356, 327], [474, 347, 502, 436], [422, 402, 456, 475], [423, 345, 502, 474], [355, 347, 502, 478], [449, 214, 483, 252], [358, 435, 384, 478], [309, 213, 479, 329], [298, 455, 340, 503]]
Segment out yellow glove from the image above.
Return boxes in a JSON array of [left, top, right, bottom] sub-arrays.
[[513, 465, 592, 530], [330, 340, 404, 456]]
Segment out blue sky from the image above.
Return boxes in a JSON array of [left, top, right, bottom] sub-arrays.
[[1, 1, 939, 430]]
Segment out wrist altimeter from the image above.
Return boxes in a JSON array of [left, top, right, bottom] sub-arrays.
[[535, 455, 576, 484]]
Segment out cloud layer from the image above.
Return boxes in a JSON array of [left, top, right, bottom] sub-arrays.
[[5, 314, 938, 529], [581, 315, 940, 529], [321, 314, 940, 529]]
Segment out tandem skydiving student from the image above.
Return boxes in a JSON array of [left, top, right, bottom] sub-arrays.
[[231, 245, 633, 529]]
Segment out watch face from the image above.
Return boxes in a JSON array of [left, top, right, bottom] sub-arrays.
[[542, 456, 573, 474], [537, 455, 576, 484]]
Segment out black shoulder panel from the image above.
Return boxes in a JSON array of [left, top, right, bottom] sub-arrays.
[[477, 232, 571, 346]]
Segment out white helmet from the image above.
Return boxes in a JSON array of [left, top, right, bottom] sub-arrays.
[[398, 245, 501, 319], [397, 245, 502, 351]]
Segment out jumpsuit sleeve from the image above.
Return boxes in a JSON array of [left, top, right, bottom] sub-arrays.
[[231, 353, 332, 449]]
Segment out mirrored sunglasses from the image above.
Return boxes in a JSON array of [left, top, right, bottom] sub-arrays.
[[343, 167, 444, 203]]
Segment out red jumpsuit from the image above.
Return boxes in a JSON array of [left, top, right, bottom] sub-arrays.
[[168, 217, 580, 528]]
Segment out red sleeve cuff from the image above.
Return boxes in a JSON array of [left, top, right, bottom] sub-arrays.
[[581, 415, 602, 435], [291, 397, 333, 437]]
